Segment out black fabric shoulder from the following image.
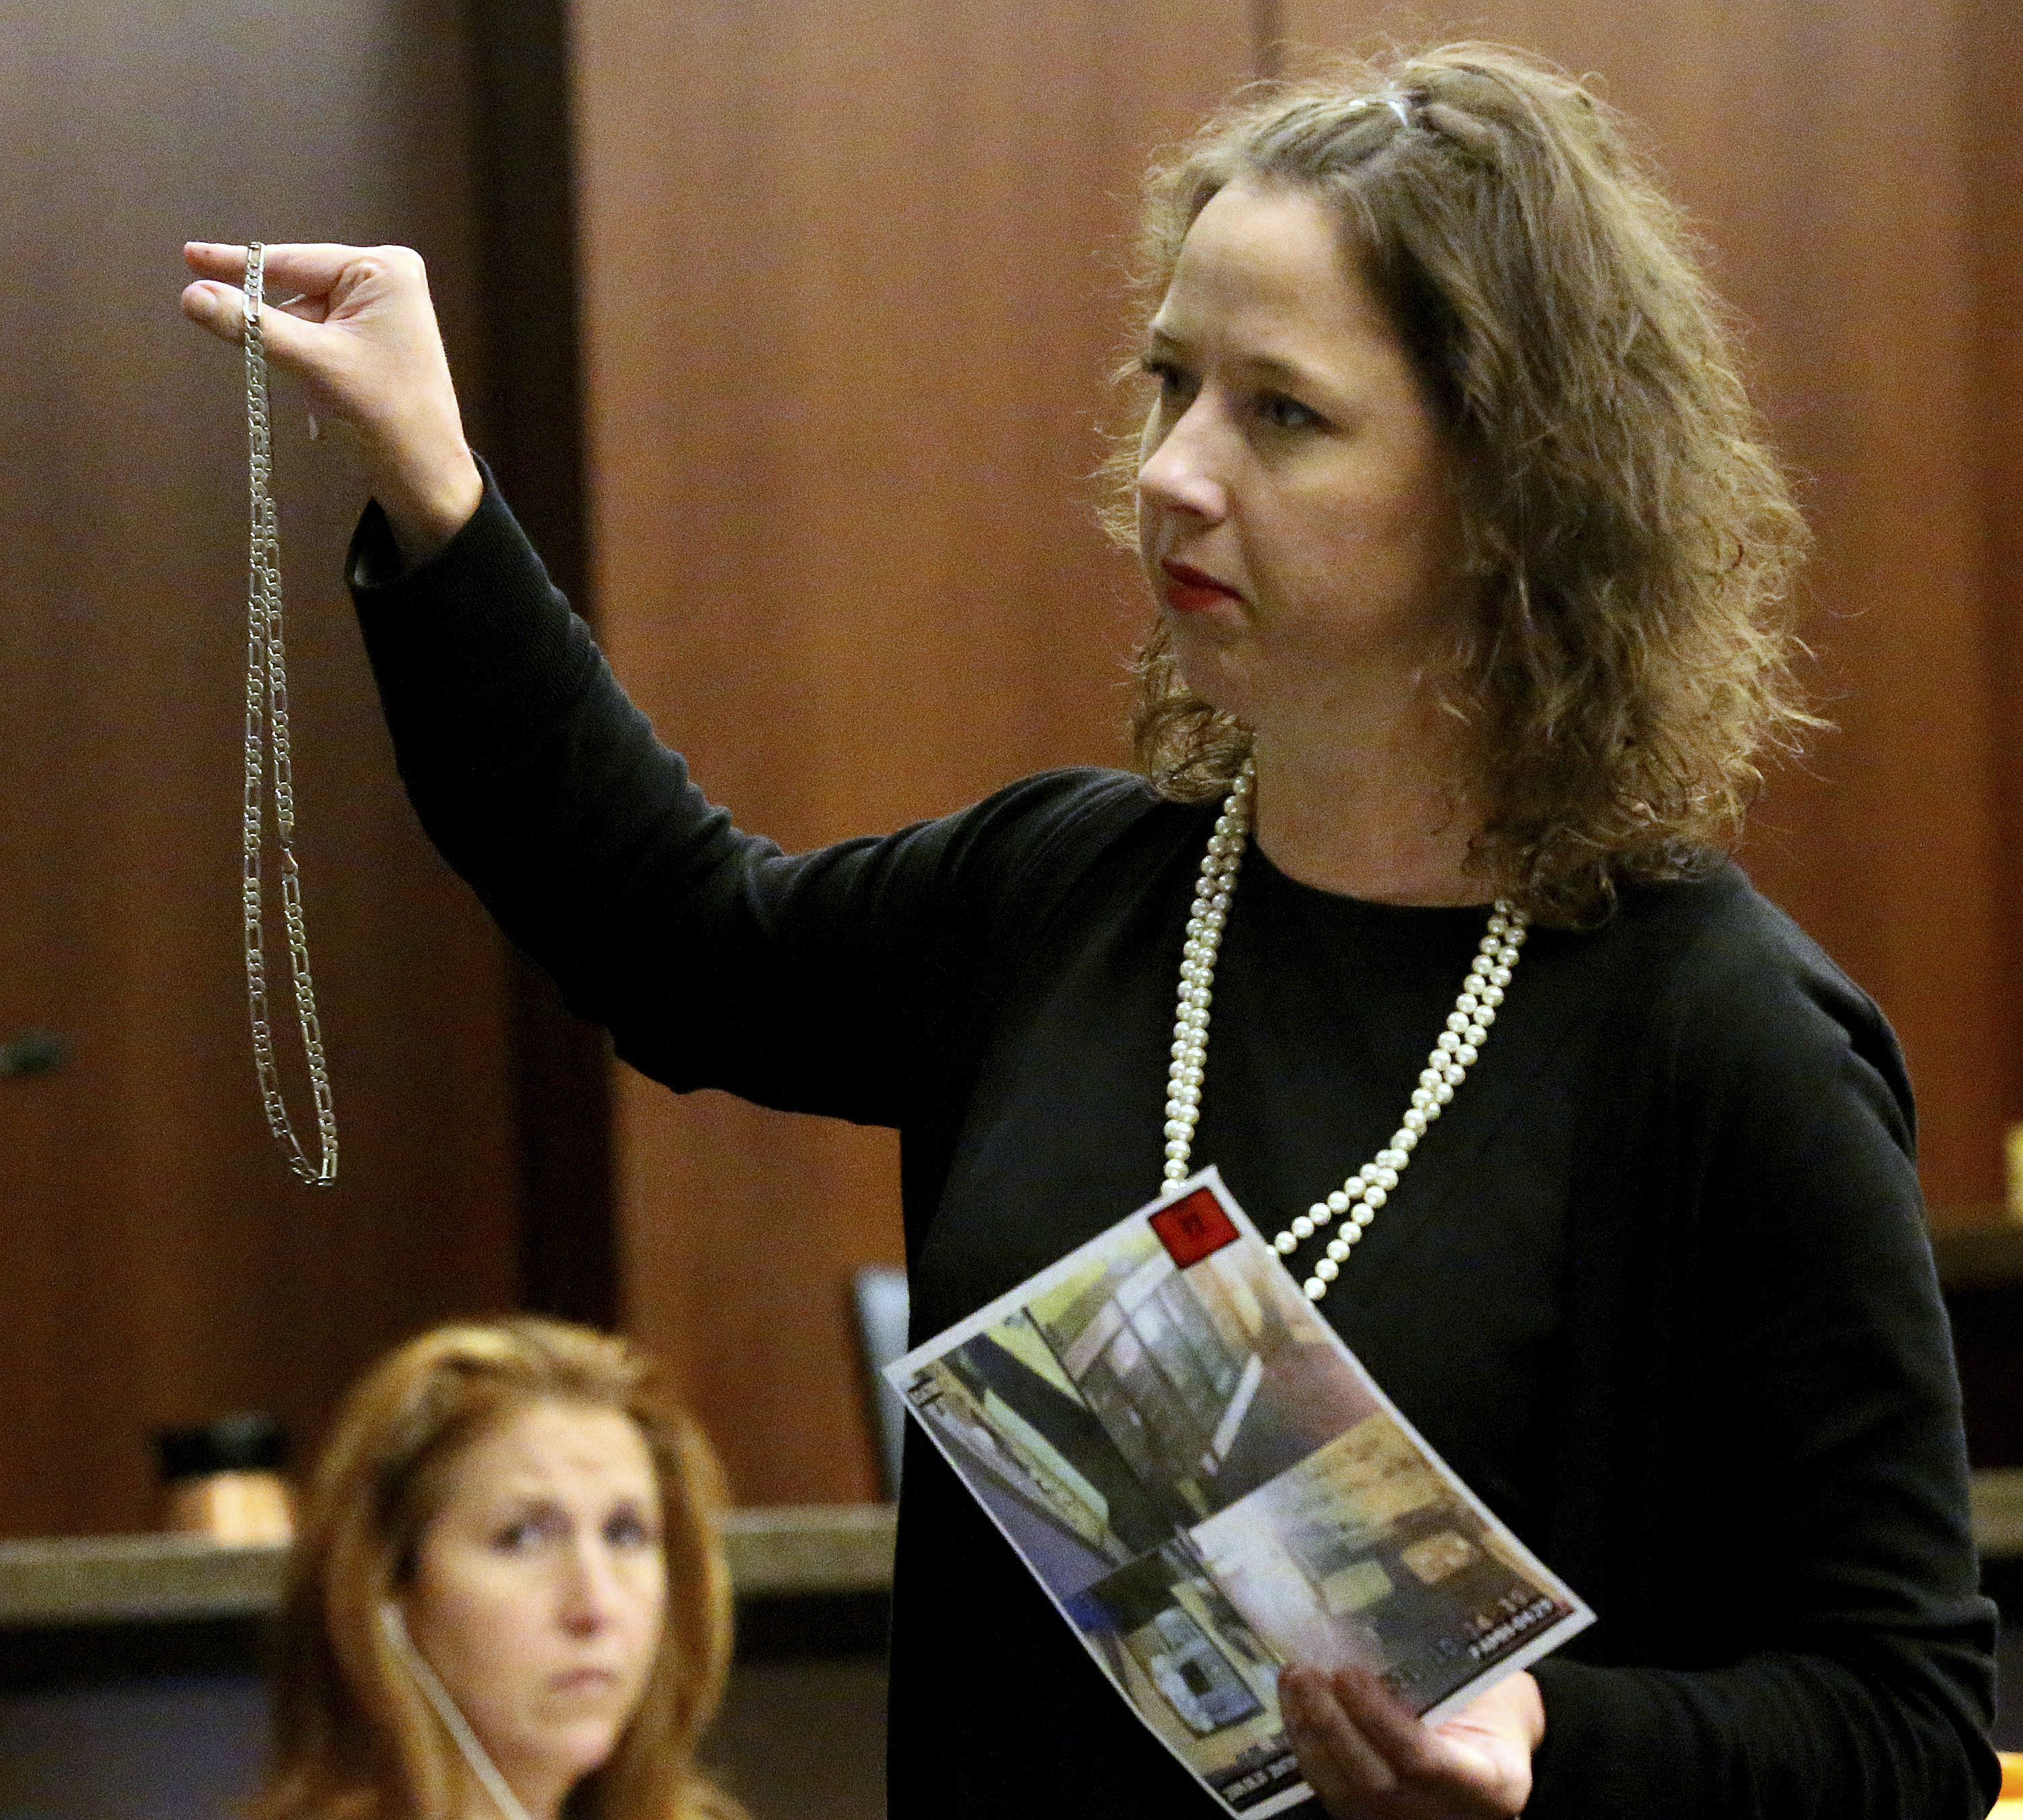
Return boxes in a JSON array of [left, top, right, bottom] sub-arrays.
[[1578, 864, 1916, 1150], [922, 766, 1179, 946]]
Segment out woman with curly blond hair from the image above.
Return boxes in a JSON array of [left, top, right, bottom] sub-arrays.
[[252, 1318, 742, 1820], [185, 41, 1996, 1820]]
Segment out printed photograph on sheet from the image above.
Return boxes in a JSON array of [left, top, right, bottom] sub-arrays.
[[887, 1169, 1594, 1818]]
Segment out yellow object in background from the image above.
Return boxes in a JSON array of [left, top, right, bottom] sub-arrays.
[[2005, 1126, 2023, 1223], [155, 1413, 294, 1547], [1993, 1751, 2023, 1815], [161, 1469, 294, 1546]]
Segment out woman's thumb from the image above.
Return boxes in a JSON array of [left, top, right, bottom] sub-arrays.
[[179, 278, 253, 342], [180, 283, 311, 358], [180, 280, 327, 381]]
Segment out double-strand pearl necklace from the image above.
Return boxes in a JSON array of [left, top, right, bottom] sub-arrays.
[[1159, 761, 1530, 1302]]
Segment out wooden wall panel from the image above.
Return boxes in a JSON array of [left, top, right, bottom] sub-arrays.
[[0, 0, 518, 1534], [571, 0, 1253, 1501], [1282, 0, 2018, 1217], [1970, 0, 2023, 1186]]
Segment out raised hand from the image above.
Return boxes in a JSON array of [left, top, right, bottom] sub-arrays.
[[1280, 1665, 1543, 1819], [181, 241, 482, 564]]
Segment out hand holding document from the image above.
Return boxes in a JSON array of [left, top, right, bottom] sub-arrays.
[[887, 1169, 1592, 1817]]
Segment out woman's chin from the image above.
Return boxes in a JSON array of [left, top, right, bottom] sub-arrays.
[[554, 1717, 627, 1774], [493, 1716, 627, 1792], [1170, 637, 1258, 726]]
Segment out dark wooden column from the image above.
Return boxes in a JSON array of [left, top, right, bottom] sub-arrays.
[[464, 0, 620, 1328]]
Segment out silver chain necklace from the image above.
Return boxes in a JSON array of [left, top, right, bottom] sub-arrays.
[[242, 244, 338, 1186], [1159, 760, 1527, 1301]]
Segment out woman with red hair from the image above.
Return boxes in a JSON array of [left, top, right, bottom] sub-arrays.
[[254, 1317, 742, 1820]]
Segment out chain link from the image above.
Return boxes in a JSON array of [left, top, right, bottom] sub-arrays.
[[243, 243, 338, 1186]]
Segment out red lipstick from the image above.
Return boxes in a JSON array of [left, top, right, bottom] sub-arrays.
[[1159, 560, 1242, 614]]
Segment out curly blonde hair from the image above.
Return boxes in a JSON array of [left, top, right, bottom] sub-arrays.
[[252, 1317, 743, 1820], [1108, 44, 1815, 924]]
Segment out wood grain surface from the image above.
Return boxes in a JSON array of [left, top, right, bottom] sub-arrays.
[[0, 0, 518, 1534]]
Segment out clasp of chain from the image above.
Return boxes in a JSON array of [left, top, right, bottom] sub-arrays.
[[243, 242, 338, 1186]]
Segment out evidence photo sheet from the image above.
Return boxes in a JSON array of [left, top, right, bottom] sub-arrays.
[[886, 1168, 1594, 1818]]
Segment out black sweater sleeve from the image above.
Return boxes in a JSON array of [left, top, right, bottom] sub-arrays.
[[350, 473, 939, 1122], [1526, 893, 2000, 1817], [348, 473, 1151, 1126]]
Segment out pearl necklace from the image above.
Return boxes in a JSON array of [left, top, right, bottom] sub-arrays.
[[1159, 762, 1529, 1303]]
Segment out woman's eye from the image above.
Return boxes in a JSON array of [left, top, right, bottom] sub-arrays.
[[1258, 392, 1321, 431], [605, 1509, 659, 1549], [1140, 356, 1193, 402], [492, 1509, 564, 1551]]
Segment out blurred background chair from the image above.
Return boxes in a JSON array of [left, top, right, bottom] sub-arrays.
[[852, 1266, 909, 1501]]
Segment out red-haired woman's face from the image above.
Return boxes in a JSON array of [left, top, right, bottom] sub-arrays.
[[404, 1399, 666, 1819], [1135, 179, 1470, 740]]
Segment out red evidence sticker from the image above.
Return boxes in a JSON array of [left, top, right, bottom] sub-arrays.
[[1151, 1187, 1238, 1268]]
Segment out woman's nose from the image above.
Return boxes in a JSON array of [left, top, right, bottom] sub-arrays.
[[1136, 400, 1231, 523], [557, 1545, 623, 1634]]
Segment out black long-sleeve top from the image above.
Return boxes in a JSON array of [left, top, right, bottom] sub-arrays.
[[350, 479, 1999, 1819]]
